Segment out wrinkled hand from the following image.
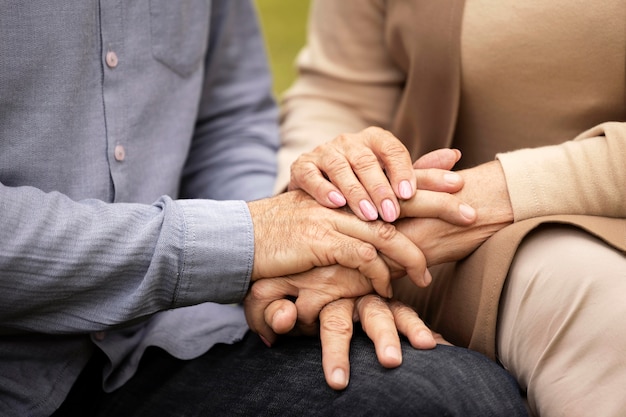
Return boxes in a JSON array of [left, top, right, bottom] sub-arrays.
[[245, 275, 450, 390], [248, 190, 432, 295], [289, 127, 475, 224], [318, 296, 450, 390], [396, 160, 514, 266], [244, 265, 374, 345]]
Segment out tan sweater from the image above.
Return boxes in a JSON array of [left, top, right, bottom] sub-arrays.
[[278, 0, 626, 356]]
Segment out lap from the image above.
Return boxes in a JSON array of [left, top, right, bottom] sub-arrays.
[[54, 328, 527, 417], [498, 225, 626, 417]]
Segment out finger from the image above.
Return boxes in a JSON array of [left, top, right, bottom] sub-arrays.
[[413, 148, 461, 170], [431, 331, 453, 346], [330, 216, 430, 291], [288, 157, 347, 209], [290, 141, 381, 222], [338, 128, 415, 222], [335, 146, 397, 222], [319, 142, 383, 222], [292, 293, 330, 337], [355, 295, 403, 368], [319, 298, 356, 390], [293, 267, 372, 328], [333, 128, 411, 222], [414, 168, 464, 193], [398, 189, 476, 224], [388, 299, 436, 349], [320, 232, 393, 297], [263, 299, 298, 335], [359, 127, 417, 202], [243, 278, 297, 346]]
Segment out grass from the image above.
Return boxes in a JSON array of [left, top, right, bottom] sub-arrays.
[[255, 0, 311, 97]]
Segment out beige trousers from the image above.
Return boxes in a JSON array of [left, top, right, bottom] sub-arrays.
[[497, 225, 626, 417]]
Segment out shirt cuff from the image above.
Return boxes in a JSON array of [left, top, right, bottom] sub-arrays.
[[175, 199, 253, 306]]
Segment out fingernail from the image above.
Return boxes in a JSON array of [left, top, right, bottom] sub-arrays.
[[381, 199, 397, 222], [272, 309, 285, 325], [331, 368, 348, 388], [359, 199, 378, 220], [259, 334, 272, 348], [384, 346, 402, 362], [399, 180, 413, 199], [422, 269, 432, 286], [459, 203, 476, 221], [444, 172, 462, 185], [328, 191, 347, 207]]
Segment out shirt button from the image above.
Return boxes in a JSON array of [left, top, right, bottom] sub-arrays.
[[114, 145, 126, 161], [106, 51, 119, 68], [93, 331, 106, 341]]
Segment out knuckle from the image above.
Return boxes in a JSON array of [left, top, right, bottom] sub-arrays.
[[289, 161, 307, 183], [291, 152, 314, 170], [368, 182, 394, 200], [342, 182, 365, 199], [351, 152, 380, 172], [374, 221, 398, 241], [320, 314, 352, 336], [247, 281, 269, 302], [359, 297, 393, 321], [379, 139, 408, 160], [357, 243, 378, 262], [333, 133, 352, 145], [363, 126, 386, 136], [311, 177, 331, 198], [391, 301, 416, 319], [325, 154, 350, 172]]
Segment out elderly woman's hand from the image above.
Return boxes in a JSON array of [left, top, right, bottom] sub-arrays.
[[288, 127, 475, 225]]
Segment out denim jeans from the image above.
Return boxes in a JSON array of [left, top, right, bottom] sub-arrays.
[[53, 328, 527, 416]]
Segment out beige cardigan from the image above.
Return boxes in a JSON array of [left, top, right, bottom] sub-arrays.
[[278, 0, 626, 359]]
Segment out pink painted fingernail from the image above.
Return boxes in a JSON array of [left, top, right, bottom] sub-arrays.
[[359, 199, 379, 220], [399, 180, 413, 199], [328, 191, 347, 207], [381, 199, 397, 222]]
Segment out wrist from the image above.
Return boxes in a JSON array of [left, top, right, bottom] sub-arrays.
[[458, 160, 513, 231]]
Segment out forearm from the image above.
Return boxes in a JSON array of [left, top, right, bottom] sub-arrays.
[[0, 185, 253, 333]]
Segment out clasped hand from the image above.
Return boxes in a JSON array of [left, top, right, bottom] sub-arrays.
[[245, 127, 480, 390]]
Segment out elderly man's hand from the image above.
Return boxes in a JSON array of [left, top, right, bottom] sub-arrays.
[[248, 190, 433, 295], [245, 274, 450, 390], [318, 296, 450, 390], [244, 265, 374, 345]]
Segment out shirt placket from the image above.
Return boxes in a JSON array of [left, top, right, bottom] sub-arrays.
[[100, 0, 129, 203]]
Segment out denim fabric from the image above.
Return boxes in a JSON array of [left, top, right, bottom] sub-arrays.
[[54, 328, 527, 416]]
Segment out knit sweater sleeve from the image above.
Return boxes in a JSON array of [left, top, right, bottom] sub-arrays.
[[496, 122, 626, 222]]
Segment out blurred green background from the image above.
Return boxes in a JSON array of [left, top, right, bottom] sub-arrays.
[[255, 0, 311, 97]]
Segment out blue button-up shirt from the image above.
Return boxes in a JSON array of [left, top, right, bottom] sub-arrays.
[[0, 1, 279, 415]]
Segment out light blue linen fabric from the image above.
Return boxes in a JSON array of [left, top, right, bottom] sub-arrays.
[[0, 1, 279, 415]]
